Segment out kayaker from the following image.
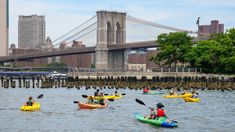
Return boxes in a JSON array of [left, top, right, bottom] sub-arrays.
[[25, 96, 34, 106], [150, 103, 166, 119], [169, 90, 174, 95], [98, 92, 105, 105], [114, 91, 118, 96], [94, 89, 100, 96], [181, 90, 187, 95], [192, 92, 199, 98], [87, 96, 94, 104], [143, 87, 149, 93]]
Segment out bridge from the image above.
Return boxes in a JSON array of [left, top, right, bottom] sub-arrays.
[[0, 10, 195, 71]]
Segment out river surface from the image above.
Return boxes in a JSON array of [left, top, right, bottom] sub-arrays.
[[0, 87, 234, 132]]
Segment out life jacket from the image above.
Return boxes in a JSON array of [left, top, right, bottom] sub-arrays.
[[157, 108, 165, 117], [143, 88, 149, 93], [26, 100, 33, 106]]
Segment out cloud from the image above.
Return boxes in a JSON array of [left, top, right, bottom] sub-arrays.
[[9, 0, 235, 47]]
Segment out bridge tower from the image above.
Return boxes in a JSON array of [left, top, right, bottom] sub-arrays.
[[95, 11, 128, 71]]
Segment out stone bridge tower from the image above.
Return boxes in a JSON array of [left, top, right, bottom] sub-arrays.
[[95, 11, 128, 71]]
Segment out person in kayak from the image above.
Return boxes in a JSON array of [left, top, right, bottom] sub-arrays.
[[192, 92, 199, 98], [25, 96, 34, 106], [143, 87, 149, 93], [114, 91, 119, 96], [98, 92, 105, 105], [150, 103, 166, 119], [87, 96, 94, 104], [94, 89, 100, 96]]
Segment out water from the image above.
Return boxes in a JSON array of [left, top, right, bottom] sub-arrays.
[[0, 88, 235, 132]]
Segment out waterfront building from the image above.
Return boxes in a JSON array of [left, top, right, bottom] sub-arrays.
[[198, 20, 224, 39], [0, 0, 9, 56], [18, 15, 46, 48]]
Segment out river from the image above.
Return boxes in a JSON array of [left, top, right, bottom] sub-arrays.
[[0, 87, 234, 132]]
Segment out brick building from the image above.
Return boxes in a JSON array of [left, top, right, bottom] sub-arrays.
[[198, 20, 224, 39]]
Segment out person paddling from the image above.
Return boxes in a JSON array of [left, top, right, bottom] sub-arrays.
[[94, 89, 100, 96], [25, 96, 34, 106], [98, 92, 105, 105], [87, 96, 94, 104], [143, 87, 149, 94], [150, 103, 166, 119]]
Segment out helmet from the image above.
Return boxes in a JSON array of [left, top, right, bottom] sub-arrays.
[[28, 96, 33, 100], [156, 103, 164, 108]]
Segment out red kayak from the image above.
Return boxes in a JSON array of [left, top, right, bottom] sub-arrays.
[[78, 102, 108, 109]]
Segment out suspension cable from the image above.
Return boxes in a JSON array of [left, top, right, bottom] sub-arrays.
[[54, 22, 97, 47], [52, 15, 97, 43]]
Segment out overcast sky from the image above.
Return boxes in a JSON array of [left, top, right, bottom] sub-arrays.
[[9, 0, 235, 47]]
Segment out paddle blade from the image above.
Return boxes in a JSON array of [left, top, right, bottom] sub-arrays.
[[122, 93, 126, 95], [37, 94, 43, 99], [104, 93, 109, 96], [73, 101, 79, 104], [108, 98, 114, 102], [82, 95, 88, 98], [100, 103, 105, 105], [135, 98, 145, 106]]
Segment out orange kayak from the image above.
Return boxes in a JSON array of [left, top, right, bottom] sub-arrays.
[[78, 102, 108, 109]]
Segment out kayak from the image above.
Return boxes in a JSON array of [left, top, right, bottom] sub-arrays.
[[143, 90, 164, 95], [163, 93, 192, 98], [20, 102, 40, 111], [184, 97, 200, 102], [78, 102, 108, 109], [133, 113, 177, 128], [92, 95, 123, 100]]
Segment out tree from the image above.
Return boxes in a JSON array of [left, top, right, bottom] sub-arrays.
[[151, 32, 193, 67]]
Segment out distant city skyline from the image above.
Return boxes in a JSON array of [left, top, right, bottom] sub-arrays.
[[9, 0, 235, 47]]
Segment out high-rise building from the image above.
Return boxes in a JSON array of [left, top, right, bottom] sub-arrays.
[[0, 0, 9, 56], [18, 15, 45, 48], [198, 20, 224, 39]]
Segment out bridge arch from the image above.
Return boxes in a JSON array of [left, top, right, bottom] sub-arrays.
[[107, 21, 112, 45], [116, 22, 121, 45]]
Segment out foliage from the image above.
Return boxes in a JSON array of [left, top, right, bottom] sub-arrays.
[[185, 28, 235, 74], [151, 28, 235, 74], [151, 32, 193, 67]]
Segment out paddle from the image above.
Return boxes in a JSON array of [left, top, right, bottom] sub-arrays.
[[135, 98, 178, 123], [73, 101, 79, 104], [37, 94, 43, 99]]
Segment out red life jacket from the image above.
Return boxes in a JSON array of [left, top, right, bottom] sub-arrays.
[[143, 88, 149, 93], [157, 108, 165, 117]]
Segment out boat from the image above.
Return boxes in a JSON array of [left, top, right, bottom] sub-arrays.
[[143, 90, 164, 95], [78, 102, 108, 109], [133, 113, 177, 128], [20, 102, 40, 111], [92, 94, 123, 100], [163, 93, 192, 98], [184, 97, 200, 102]]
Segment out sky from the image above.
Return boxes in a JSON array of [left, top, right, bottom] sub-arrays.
[[9, 0, 235, 47]]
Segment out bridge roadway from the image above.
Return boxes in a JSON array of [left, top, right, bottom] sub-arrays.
[[0, 40, 157, 62]]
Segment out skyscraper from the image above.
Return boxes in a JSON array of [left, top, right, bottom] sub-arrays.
[[18, 15, 45, 48], [0, 0, 9, 56]]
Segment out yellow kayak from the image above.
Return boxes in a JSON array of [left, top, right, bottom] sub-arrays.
[[20, 102, 40, 111], [92, 95, 123, 100], [163, 93, 192, 98], [184, 97, 200, 102]]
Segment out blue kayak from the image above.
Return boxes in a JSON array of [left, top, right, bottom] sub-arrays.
[[133, 112, 177, 128]]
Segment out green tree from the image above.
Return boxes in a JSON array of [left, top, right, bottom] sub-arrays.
[[151, 32, 193, 67]]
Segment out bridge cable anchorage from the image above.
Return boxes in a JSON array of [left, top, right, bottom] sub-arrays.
[[67, 28, 97, 44], [52, 15, 97, 44], [127, 15, 195, 33], [54, 21, 97, 47]]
